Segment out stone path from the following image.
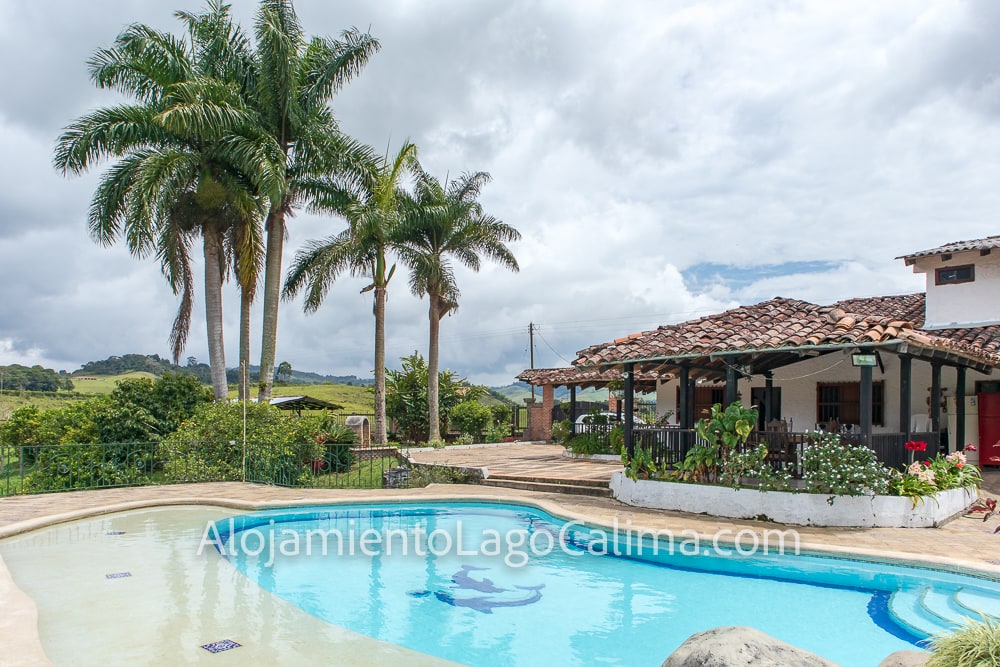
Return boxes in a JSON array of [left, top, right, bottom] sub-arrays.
[[406, 443, 619, 483]]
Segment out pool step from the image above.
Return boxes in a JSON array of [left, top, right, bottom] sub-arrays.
[[481, 475, 612, 497], [888, 586, 1000, 639]]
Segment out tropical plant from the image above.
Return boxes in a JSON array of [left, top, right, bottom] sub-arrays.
[[248, 0, 380, 403], [384, 352, 463, 444], [396, 167, 520, 441], [283, 141, 418, 445], [926, 617, 1000, 667], [687, 402, 758, 483], [550, 419, 573, 444], [53, 1, 269, 401]]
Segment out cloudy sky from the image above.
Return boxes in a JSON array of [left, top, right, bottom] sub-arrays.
[[1, 0, 999, 386]]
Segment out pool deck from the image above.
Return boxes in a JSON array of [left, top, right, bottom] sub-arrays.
[[4, 443, 1000, 666]]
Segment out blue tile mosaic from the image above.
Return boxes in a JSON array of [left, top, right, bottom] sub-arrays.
[[201, 639, 241, 653], [105, 572, 131, 579]]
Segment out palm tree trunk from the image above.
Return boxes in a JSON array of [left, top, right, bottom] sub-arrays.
[[374, 284, 388, 445], [257, 208, 284, 402], [238, 285, 251, 401], [203, 228, 228, 401], [427, 294, 442, 442]]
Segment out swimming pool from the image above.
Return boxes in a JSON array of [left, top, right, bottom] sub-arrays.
[[2, 501, 999, 666], [216, 502, 1000, 666]]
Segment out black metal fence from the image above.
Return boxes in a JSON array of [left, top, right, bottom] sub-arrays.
[[0, 440, 404, 497], [630, 428, 942, 479]]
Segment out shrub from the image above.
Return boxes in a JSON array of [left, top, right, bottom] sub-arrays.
[[801, 432, 891, 496], [926, 618, 1000, 667], [450, 401, 492, 440], [550, 420, 572, 443], [888, 450, 982, 503], [568, 433, 611, 456], [160, 402, 320, 485], [484, 421, 511, 443]]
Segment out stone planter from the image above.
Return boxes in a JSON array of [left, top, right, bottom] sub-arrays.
[[610, 471, 977, 528]]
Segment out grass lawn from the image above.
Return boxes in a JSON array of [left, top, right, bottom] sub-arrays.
[[227, 382, 375, 415], [308, 455, 398, 489], [70, 371, 159, 394]]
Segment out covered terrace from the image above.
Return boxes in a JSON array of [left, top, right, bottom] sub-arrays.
[[535, 297, 1000, 474]]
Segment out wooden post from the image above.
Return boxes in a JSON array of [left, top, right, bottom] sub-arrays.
[[930, 362, 942, 434], [764, 373, 774, 425], [569, 386, 577, 435], [624, 363, 635, 458], [956, 366, 967, 452], [860, 364, 873, 437], [899, 355, 912, 440], [678, 366, 689, 429], [725, 365, 738, 406]]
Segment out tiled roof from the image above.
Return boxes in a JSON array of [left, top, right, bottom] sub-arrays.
[[574, 295, 1000, 370], [516, 366, 666, 390], [896, 235, 1000, 263]]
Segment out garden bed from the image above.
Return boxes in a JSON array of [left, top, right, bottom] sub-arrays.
[[609, 471, 977, 528]]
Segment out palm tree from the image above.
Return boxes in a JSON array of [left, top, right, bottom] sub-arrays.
[[53, 2, 267, 401], [396, 168, 520, 441], [283, 141, 417, 445], [249, 0, 380, 403]]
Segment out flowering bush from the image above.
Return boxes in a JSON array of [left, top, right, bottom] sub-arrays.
[[888, 450, 981, 503], [801, 432, 892, 496]]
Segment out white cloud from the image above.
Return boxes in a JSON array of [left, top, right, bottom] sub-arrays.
[[0, 0, 998, 384]]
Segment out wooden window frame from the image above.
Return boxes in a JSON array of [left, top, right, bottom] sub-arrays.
[[816, 381, 884, 427], [934, 264, 975, 286]]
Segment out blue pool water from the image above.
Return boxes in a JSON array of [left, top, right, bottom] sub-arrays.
[[212, 502, 1000, 666]]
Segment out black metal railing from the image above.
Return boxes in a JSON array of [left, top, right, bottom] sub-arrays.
[[0, 440, 403, 497], [627, 428, 941, 479]]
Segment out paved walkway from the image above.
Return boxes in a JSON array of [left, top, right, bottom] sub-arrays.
[[407, 443, 619, 482]]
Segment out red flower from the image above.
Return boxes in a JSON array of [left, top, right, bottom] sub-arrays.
[[922, 460, 931, 466], [965, 444, 978, 452], [957, 463, 965, 469], [904, 440, 928, 452]]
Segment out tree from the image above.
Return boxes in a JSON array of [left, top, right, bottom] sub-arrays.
[[53, 1, 268, 401], [385, 352, 463, 443], [396, 167, 520, 441], [249, 0, 380, 403], [283, 141, 417, 445], [277, 360, 293, 384]]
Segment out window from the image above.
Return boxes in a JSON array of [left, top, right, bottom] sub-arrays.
[[816, 382, 884, 426], [935, 264, 974, 286]]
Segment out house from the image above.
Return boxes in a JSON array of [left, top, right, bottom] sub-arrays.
[[518, 235, 1000, 467]]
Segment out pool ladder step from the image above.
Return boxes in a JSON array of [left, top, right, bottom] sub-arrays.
[[481, 474, 612, 498], [887, 586, 1000, 639]]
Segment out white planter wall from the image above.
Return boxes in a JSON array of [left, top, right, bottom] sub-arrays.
[[609, 472, 976, 528]]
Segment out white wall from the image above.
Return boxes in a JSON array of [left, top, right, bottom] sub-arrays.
[[912, 250, 1000, 328], [654, 350, 992, 445]]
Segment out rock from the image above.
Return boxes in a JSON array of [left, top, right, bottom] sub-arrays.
[[662, 626, 841, 667], [877, 651, 929, 667]]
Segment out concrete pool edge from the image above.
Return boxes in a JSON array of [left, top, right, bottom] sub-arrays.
[[3, 486, 1000, 580]]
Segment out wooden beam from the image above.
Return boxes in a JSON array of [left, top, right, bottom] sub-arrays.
[[725, 365, 738, 405], [624, 363, 635, 458], [930, 362, 942, 433], [899, 355, 912, 439], [860, 364, 873, 437], [956, 366, 967, 452]]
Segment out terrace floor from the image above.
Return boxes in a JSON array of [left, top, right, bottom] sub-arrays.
[[406, 442, 619, 484]]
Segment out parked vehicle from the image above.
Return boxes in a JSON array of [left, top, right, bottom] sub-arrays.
[[575, 411, 646, 432]]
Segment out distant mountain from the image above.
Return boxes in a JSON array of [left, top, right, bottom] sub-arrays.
[[75, 354, 374, 386], [490, 381, 610, 403]]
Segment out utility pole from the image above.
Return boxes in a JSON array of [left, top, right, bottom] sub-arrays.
[[529, 322, 536, 401]]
